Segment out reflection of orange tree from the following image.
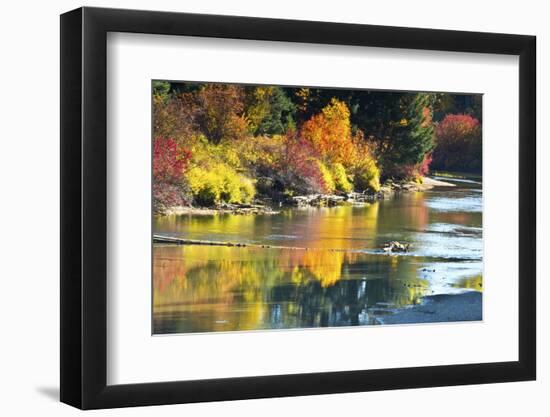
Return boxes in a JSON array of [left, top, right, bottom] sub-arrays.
[[153, 243, 436, 331], [154, 203, 383, 298], [294, 250, 358, 288], [154, 245, 350, 298]]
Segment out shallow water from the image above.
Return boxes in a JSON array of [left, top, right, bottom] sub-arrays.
[[153, 175, 482, 334]]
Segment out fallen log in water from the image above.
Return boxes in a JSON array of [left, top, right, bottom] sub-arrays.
[[153, 235, 248, 247], [154, 234, 342, 252], [154, 235, 413, 256]]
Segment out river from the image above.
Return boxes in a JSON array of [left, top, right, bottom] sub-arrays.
[[153, 175, 482, 334]]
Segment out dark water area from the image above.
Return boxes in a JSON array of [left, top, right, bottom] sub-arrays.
[[153, 175, 482, 334]]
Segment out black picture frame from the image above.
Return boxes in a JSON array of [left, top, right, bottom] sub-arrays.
[[60, 6, 536, 410]]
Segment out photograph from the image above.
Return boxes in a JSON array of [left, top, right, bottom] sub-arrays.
[[152, 81, 483, 335]]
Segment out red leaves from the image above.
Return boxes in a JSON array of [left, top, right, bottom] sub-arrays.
[[152, 137, 193, 211], [433, 114, 482, 172], [435, 114, 480, 142], [281, 135, 332, 194], [153, 137, 191, 184]]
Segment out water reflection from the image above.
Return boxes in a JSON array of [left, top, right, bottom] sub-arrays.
[[153, 178, 483, 334]]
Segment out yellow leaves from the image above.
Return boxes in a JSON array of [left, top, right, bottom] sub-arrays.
[[322, 98, 351, 126], [348, 139, 381, 192], [399, 118, 408, 126], [354, 159, 381, 192], [330, 163, 353, 193], [315, 160, 336, 193], [245, 87, 273, 133], [295, 88, 311, 113], [234, 135, 285, 169], [301, 250, 346, 288], [185, 163, 256, 206]]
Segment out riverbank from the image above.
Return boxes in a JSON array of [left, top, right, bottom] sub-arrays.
[[378, 291, 482, 325], [162, 203, 280, 216], [156, 176, 456, 216]]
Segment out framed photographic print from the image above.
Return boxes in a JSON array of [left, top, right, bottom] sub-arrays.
[[60, 6, 536, 409]]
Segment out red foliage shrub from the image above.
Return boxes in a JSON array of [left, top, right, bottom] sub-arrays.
[[385, 153, 432, 180], [153, 137, 191, 183], [417, 153, 432, 177], [432, 114, 481, 172], [279, 134, 332, 194], [153, 137, 192, 211]]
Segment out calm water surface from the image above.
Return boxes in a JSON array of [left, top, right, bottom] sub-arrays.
[[153, 176, 482, 334]]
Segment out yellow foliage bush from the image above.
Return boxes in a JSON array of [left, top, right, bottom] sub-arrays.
[[330, 163, 353, 193], [233, 135, 284, 169], [349, 140, 381, 192], [315, 160, 335, 193], [239, 176, 256, 203], [354, 159, 381, 192], [185, 166, 223, 206], [185, 163, 256, 206]]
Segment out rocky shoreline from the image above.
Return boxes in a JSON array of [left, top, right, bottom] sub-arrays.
[[156, 176, 455, 216]]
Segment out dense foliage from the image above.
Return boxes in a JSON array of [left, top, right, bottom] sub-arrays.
[[152, 81, 481, 211], [432, 114, 482, 173]]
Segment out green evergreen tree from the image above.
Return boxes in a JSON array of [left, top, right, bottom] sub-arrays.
[[391, 93, 435, 166], [245, 87, 295, 135]]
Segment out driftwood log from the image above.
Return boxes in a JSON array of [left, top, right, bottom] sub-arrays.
[[154, 235, 412, 255]]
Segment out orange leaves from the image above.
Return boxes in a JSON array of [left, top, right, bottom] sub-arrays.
[[299, 98, 355, 165]]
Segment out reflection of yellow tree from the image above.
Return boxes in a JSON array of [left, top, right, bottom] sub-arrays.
[[153, 242, 438, 332], [299, 250, 345, 287]]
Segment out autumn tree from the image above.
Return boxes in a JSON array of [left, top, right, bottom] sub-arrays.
[[432, 114, 482, 173], [194, 84, 249, 144], [300, 98, 355, 164]]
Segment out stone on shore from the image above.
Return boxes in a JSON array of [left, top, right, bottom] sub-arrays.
[[291, 194, 346, 207]]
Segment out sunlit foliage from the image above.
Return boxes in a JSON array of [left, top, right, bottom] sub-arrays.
[[330, 163, 353, 193], [300, 98, 355, 164], [152, 81, 480, 211], [186, 163, 256, 206]]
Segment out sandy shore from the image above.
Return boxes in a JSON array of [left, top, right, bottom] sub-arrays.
[[416, 176, 456, 190], [378, 291, 482, 325], [161, 205, 280, 216]]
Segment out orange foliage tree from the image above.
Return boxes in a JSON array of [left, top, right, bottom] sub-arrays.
[[299, 98, 355, 164], [194, 84, 249, 144]]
